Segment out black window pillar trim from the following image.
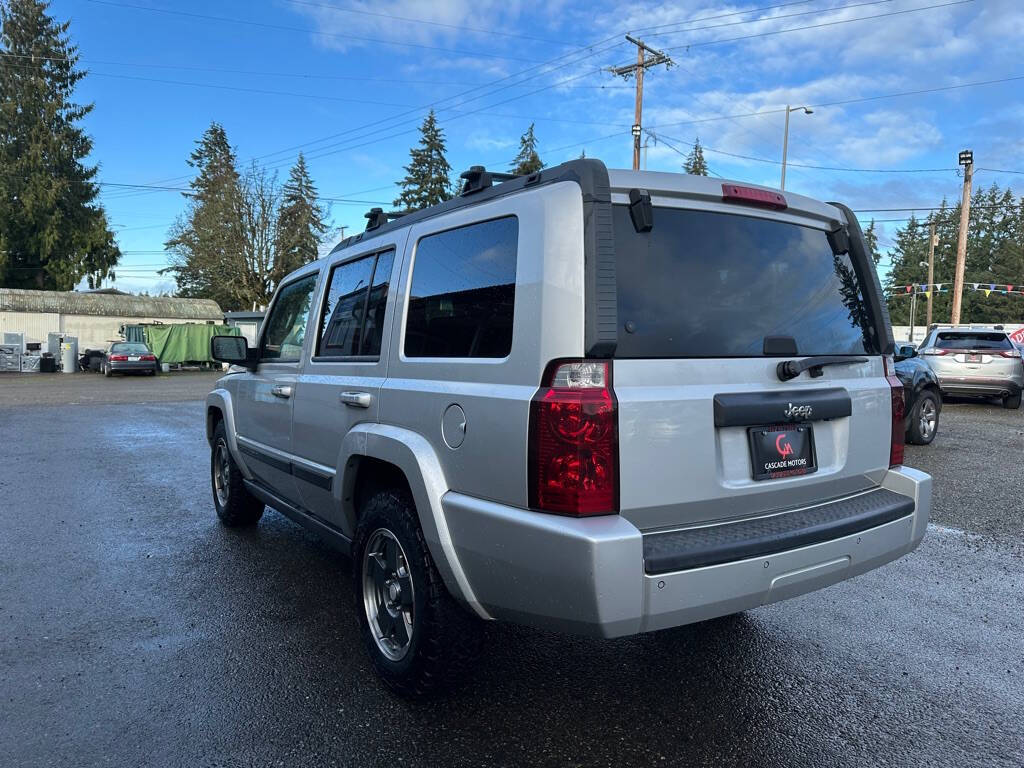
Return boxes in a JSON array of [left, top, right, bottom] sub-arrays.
[[829, 201, 895, 357]]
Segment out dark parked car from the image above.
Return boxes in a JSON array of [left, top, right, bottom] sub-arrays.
[[894, 343, 942, 444], [103, 342, 158, 377]]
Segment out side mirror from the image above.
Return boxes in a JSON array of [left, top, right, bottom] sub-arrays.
[[894, 344, 917, 361], [211, 335, 257, 370]]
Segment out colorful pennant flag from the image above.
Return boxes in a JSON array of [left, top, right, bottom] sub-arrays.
[[984, 289, 991, 297]]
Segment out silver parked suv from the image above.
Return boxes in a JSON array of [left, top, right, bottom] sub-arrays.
[[917, 325, 1023, 409], [205, 160, 931, 696]]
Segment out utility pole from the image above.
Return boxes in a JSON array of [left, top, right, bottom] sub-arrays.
[[926, 223, 936, 328], [780, 105, 813, 191], [608, 36, 673, 170], [951, 149, 973, 324]]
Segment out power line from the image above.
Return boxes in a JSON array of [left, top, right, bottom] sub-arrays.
[[661, 0, 975, 52], [644, 0, 896, 41], [279, 0, 572, 46], [628, 0, 819, 35], [653, 74, 1024, 132], [84, 0, 541, 63]]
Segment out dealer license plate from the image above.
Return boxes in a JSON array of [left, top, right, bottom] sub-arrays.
[[748, 424, 817, 481]]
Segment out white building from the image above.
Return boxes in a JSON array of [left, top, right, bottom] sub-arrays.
[[0, 289, 224, 351]]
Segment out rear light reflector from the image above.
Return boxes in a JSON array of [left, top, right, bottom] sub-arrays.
[[109, 354, 128, 361], [884, 356, 905, 467], [529, 360, 618, 517], [721, 183, 787, 209]]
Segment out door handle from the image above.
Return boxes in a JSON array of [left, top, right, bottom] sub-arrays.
[[271, 384, 293, 399], [339, 391, 372, 408]]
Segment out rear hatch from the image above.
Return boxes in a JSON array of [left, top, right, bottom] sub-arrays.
[[926, 331, 1020, 377], [607, 185, 894, 532]]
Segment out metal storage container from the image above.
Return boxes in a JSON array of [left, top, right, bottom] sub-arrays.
[[0, 344, 21, 372], [20, 355, 41, 373], [60, 338, 78, 373]]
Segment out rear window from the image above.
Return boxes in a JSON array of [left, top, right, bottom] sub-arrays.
[[935, 332, 1011, 350], [612, 206, 878, 358], [111, 343, 149, 354]]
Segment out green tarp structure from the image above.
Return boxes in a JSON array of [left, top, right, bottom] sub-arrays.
[[143, 324, 239, 364]]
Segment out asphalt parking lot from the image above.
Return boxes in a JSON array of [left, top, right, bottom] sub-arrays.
[[1, 376, 1022, 767]]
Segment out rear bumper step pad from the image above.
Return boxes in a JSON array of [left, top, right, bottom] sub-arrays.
[[643, 488, 914, 574]]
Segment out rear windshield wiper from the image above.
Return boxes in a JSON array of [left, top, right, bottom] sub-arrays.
[[777, 355, 868, 381]]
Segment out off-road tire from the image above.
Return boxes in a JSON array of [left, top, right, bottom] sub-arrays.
[[907, 391, 940, 445], [211, 421, 263, 527], [353, 488, 482, 698], [1003, 391, 1021, 410]]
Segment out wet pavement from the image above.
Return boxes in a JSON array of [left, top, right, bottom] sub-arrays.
[[1, 386, 1022, 767]]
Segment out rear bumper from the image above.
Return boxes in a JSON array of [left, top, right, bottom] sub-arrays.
[[936, 374, 1023, 397], [442, 466, 930, 637], [108, 361, 157, 373]]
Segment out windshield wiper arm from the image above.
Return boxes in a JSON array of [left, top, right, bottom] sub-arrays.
[[777, 355, 869, 382]]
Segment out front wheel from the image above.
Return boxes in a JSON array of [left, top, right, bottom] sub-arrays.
[[353, 489, 482, 698], [1004, 391, 1022, 409], [211, 422, 263, 526], [907, 391, 939, 444]]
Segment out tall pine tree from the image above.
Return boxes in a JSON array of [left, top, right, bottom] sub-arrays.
[[164, 122, 246, 308], [394, 110, 452, 210], [275, 152, 327, 274], [0, 0, 119, 290], [511, 123, 543, 175], [683, 137, 709, 176]]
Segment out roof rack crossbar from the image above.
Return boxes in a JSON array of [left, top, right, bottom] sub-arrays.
[[459, 165, 517, 196], [364, 207, 411, 231]]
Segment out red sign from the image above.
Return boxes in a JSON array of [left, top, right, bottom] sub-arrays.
[[1009, 327, 1024, 345]]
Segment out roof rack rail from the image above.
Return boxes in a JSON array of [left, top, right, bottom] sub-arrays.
[[364, 207, 411, 232], [459, 165, 517, 196]]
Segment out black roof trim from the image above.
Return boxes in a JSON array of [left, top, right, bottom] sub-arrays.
[[329, 158, 611, 256]]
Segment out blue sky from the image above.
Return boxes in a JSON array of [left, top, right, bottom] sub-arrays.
[[51, 0, 1024, 294]]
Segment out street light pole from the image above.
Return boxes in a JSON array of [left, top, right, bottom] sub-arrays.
[[780, 104, 813, 191]]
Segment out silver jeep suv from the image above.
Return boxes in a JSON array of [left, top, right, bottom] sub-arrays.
[[206, 160, 931, 696]]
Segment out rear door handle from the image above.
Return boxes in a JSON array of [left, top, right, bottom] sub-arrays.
[[340, 391, 372, 408], [271, 384, 293, 399]]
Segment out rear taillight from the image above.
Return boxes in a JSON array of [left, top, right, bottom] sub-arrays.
[[140, 354, 157, 361], [529, 360, 618, 517], [921, 348, 947, 356], [1000, 349, 1022, 358], [884, 356, 905, 467], [109, 354, 128, 361]]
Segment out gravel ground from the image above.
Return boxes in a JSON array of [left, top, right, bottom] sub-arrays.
[[1, 384, 1022, 767], [904, 397, 1024, 539]]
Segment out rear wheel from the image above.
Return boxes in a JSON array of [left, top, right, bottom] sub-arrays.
[[211, 421, 263, 526], [1004, 391, 1022, 410], [103, 364, 112, 378], [907, 391, 939, 445], [353, 488, 482, 698]]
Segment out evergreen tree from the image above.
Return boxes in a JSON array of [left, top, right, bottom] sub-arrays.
[[164, 122, 246, 308], [882, 185, 1024, 326], [0, 0, 119, 289], [511, 123, 544, 175], [394, 110, 452, 210], [683, 137, 709, 176], [275, 152, 327, 275], [863, 219, 882, 266]]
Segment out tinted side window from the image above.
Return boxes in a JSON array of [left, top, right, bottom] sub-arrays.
[[260, 274, 318, 362], [404, 217, 518, 359], [317, 248, 395, 358]]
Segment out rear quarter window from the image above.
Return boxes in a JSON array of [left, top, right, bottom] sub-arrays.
[[612, 206, 878, 358], [404, 216, 518, 359]]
